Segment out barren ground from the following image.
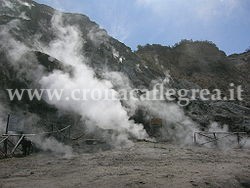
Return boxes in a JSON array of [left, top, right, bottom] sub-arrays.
[[0, 142, 250, 188]]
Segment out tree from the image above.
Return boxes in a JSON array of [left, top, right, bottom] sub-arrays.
[[137, 45, 143, 50]]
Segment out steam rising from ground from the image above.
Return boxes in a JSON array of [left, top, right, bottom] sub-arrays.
[[0, 5, 220, 148], [31, 136, 74, 158], [105, 72, 198, 145], [0, 13, 75, 156], [39, 13, 147, 147], [143, 101, 198, 144], [1, 7, 247, 151]]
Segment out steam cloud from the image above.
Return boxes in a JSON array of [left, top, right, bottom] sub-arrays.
[[31, 136, 74, 159], [0, 11, 74, 155], [0, 103, 6, 133], [105, 72, 199, 145], [2, 5, 247, 151], [0, 3, 199, 148], [38, 13, 147, 147]]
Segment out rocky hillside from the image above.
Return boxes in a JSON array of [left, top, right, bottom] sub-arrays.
[[0, 0, 249, 137], [136, 42, 250, 131], [0, 0, 163, 131], [136, 41, 250, 102]]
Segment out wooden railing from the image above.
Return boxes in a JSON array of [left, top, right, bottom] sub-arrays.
[[194, 131, 248, 148]]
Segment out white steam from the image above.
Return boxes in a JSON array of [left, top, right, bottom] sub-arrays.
[[103, 71, 198, 145], [31, 136, 74, 159], [142, 101, 198, 144], [0, 91, 11, 134], [0, 20, 29, 62], [0, 103, 7, 133], [87, 26, 109, 46], [209, 122, 229, 132], [38, 13, 147, 147], [2, 6, 247, 150], [19, 12, 31, 21], [0, 7, 199, 147], [1, 0, 14, 9], [0, 16, 73, 156]]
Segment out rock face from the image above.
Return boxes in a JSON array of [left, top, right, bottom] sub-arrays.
[[0, 0, 249, 133], [0, 0, 164, 88], [136, 42, 250, 132]]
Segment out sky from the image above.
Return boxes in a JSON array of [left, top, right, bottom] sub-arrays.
[[35, 0, 250, 55]]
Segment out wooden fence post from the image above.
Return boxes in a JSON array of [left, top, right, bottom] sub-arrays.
[[4, 114, 10, 156]]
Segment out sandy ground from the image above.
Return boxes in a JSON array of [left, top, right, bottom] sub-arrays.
[[0, 142, 250, 188]]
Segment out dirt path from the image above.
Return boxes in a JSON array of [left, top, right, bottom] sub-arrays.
[[0, 142, 250, 188]]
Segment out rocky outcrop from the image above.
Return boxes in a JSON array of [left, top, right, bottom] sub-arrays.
[[0, 0, 249, 134]]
